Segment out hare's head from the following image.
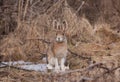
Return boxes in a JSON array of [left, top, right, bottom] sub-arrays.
[[53, 20, 68, 43], [55, 31, 65, 42]]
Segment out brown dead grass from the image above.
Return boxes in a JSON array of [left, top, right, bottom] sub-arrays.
[[0, 0, 120, 82], [0, 0, 96, 62], [94, 23, 120, 44], [0, 63, 119, 82]]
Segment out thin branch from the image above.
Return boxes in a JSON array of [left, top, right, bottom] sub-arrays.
[[75, 1, 85, 14], [93, 66, 120, 81], [99, 66, 110, 71], [85, 63, 103, 70], [59, 62, 103, 75], [79, 65, 120, 82], [112, 66, 120, 72]]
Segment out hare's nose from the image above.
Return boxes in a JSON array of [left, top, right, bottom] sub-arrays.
[[58, 38, 60, 40]]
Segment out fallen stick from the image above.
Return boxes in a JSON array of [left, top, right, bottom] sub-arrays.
[[59, 62, 103, 75], [0, 62, 34, 72]]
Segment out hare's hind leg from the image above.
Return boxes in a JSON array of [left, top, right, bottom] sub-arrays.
[[47, 57, 54, 70], [60, 58, 69, 71]]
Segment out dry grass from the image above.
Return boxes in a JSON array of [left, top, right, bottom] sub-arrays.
[[0, 0, 96, 62], [0, 0, 120, 82], [0, 63, 119, 82]]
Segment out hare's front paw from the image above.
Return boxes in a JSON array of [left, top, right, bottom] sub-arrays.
[[61, 66, 65, 71], [55, 66, 60, 72], [65, 65, 69, 70], [47, 64, 53, 69], [61, 65, 69, 71]]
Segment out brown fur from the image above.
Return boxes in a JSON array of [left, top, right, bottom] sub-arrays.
[[47, 20, 68, 72], [47, 31, 67, 63]]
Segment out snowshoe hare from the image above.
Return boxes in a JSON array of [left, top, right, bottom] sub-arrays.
[[47, 20, 69, 72]]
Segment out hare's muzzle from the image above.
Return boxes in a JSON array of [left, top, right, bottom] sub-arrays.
[[55, 33, 65, 42]]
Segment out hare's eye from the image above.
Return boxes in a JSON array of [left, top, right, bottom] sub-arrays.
[[63, 33, 65, 36]]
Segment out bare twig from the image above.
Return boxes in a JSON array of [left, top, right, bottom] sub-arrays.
[[23, 0, 29, 20], [75, 1, 85, 14], [82, 65, 120, 81], [88, 65, 120, 81], [60, 62, 103, 75]]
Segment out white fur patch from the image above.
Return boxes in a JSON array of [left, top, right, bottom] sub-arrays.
[[47, 64, 53, 69], [56, 35, 64, 42], [54, 58, 60, 72], [60, 58, 69, 71]]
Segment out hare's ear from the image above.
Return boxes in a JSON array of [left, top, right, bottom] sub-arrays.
[[62, 20, 68, 31], [53, 20, 57, 30], [57, 22, 62, 30], [53, 19, 61, 30]]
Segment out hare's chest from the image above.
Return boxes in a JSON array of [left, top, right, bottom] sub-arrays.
[[53, 43, 67, 57], [56, 47, 67, 54]]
